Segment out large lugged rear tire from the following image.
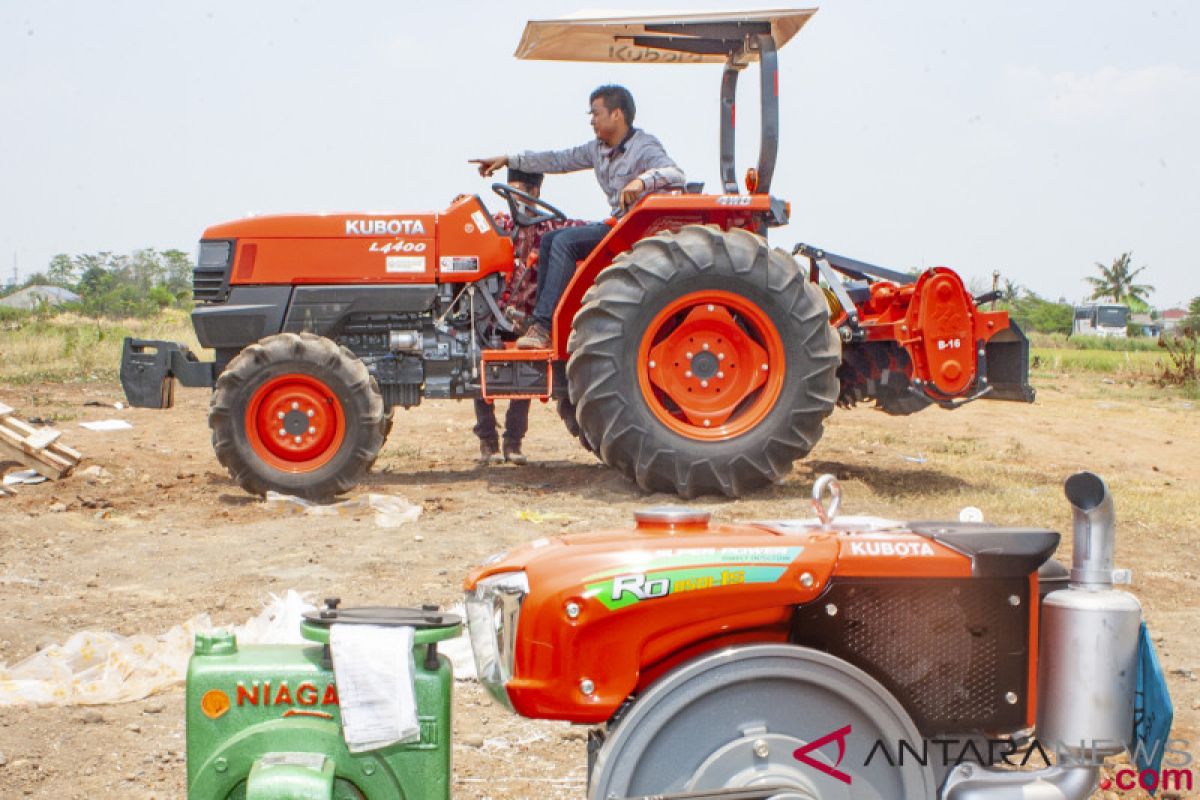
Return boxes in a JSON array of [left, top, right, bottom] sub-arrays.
[[209, 332, 385, 500], [567, 225, 840, 497]]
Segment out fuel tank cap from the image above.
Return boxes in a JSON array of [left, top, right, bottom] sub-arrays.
[[635, 506, 711, 530]]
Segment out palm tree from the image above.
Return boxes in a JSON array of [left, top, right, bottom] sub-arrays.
[[1085, 252, 1153, 305]]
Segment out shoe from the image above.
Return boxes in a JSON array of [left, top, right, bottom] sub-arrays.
[[516, 323, 551, 350], [478, 440, 503, 466], [502, 441, 528, 465]]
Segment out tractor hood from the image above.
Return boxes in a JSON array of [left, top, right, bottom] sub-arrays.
[[516, 8, 817, 64], [203, 212, 437, 240]]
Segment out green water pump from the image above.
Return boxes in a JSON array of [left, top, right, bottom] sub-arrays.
[[185, 600, 461, 799]]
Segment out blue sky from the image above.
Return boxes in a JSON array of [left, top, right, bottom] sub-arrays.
[[2, 1, 1196, 307]]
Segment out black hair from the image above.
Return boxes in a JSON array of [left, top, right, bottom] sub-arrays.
[[590, 84, 636, 124], [506, 167, 544, 189]]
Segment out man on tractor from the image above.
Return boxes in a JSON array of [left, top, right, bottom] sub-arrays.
[[473, 168, 588, 466], [470, 84, 685, 349]]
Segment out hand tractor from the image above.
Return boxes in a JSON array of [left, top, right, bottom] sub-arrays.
[[185, 471, 1172, 799], [120, 9, 1034, 500]]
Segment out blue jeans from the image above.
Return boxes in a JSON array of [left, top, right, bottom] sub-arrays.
[[532, 223, 609, 328]]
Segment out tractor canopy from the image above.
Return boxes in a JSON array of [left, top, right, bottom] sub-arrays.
[[514, 8, 816, 63], [516, 8, 819, 195]]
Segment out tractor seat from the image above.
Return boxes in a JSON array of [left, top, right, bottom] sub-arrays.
[[908, 522, 1060, 578]]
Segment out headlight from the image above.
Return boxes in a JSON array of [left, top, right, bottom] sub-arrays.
[[465, 571, 528, 710]]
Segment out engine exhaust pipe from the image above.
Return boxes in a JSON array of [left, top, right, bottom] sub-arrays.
[[1063, 471, 1116, 587], [939, 472, 1141, 800]]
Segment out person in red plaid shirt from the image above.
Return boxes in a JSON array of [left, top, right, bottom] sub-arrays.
[[474, 168, 587, 466]]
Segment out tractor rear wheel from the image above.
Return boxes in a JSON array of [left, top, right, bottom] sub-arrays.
[[209, 332, 385, 500], [556, 396, 597, 456], [567, 225, 840, 497]]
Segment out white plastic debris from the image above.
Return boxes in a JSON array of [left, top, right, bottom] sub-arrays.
[[439, 603, 478, 681], [958, 506, 985, 523], [79, 419, 133, 432], [3, 470, 47, 486], [265, 492, 422, 528], [0, 590, 315, 707]]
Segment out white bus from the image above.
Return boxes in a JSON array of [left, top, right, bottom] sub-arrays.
[[1073, 303, 1129, 338]]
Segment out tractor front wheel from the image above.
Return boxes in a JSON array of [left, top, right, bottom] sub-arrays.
[[209, 332, 385, 499], [567, 225, 840, 497]]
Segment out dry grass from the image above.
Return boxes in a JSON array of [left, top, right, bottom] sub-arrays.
[[0, 310, 204, 384]]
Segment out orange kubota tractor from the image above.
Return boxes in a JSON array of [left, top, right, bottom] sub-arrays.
[[120, 9, 1033, 500]]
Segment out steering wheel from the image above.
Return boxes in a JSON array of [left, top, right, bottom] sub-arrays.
[[491, 182, 567, 229]]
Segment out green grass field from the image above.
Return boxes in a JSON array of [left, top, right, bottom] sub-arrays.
[[0, 310, 1191, 397]]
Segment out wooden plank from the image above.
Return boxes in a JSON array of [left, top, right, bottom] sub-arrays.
[[0, 438, 67, 479], [0, 409, 81, 480]]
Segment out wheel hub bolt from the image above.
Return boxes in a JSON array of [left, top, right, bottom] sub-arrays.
[[717, 371, 724, 379], [753, 739, 769, 758], [702, 343, 709, 351], [649, 360, 656, 368], [308, 426, 317, 434], [294, 436, 302, 444], [761, 363, 769, 371], [718, 353, 725, 360], [278, 428, 287, 437], [685, 370, 693, 378], [307, 409, 315, 418], [277, 411, 285, 419], [703, 419, 711, 427], [707, 304, 715, 312], [292, 402, 299, 410], [700, 380, 708, 388]]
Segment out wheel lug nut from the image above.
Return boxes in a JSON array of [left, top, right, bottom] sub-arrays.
[[707, 304, 715, 312], [306, 409, 315, 418], [308, 426, 316, 434], [293, 436, 302, 444], [702, 343, 709, 351], [703, 419, 711, 427], [761, 363, 769, 371], [648, 360, 656, 368], [685, 371, 693, 378], [717, 371, 725, 379], [718, 353, 725, 360], [277, 411, 285, 420], [685, 351, 693, 359], [278, 428, 287, 437], [700, 380, 709, 388], [292, 402, 299, 410]]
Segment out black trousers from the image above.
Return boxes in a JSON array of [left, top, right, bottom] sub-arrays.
[[472, 398, 530, 445]]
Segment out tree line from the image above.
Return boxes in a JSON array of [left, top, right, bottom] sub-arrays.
[[5, 249, 195, 318]]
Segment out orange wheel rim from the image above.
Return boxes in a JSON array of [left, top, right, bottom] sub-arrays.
[[245, 373, 346, 472], [636, 290, 786, 441]]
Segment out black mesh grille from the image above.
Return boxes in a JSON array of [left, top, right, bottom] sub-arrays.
[[791, 578, 1030, 734], [193, 240, 233, 303]]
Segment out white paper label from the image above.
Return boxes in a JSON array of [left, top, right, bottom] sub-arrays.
[[471, 210, 490, 234], [386, 256, 426, 273]]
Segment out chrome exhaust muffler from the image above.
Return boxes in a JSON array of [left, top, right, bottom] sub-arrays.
[[940, 472, 1141, 800]]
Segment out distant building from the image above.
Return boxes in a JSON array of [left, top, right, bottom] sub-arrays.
[[1130, 313, 1161, 337], [1161, 308, 1188, 332], [0, 285, 81, 310]]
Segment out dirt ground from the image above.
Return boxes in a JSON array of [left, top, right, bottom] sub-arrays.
[[0, 373, 1196, 799]]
